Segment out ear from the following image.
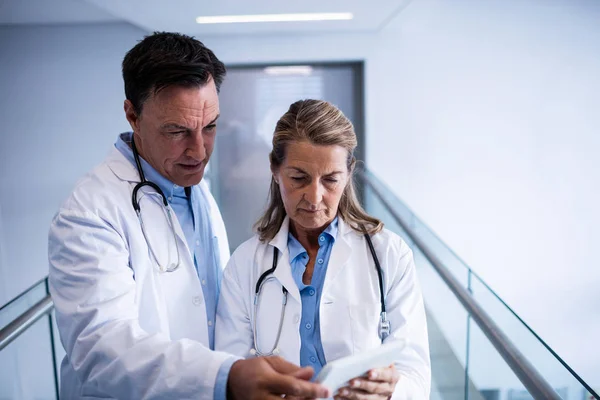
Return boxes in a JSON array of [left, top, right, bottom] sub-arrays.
[[124, 100, 140, 133], [271, 164, 280, 185]]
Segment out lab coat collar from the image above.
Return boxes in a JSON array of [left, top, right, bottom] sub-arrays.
[[267, 215, 355, 302], [106, 146, 142, 183]]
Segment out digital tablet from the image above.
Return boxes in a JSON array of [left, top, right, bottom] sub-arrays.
[[315, 340, 406, 396]]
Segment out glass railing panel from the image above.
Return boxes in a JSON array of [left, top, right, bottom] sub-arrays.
[[469, 274, 596, 399], [364, 184, 471, 399], [360, 170, 598, 400], [0, 314, 57, 400], [0, 279, 58, 400]]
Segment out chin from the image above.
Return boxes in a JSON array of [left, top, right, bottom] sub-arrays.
[[295, 214, 329, 230], [174, 174, 203, 187]]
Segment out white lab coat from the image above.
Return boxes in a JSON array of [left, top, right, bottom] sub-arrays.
[[48, 147, 233, 399], [215, 216, 431, 399]]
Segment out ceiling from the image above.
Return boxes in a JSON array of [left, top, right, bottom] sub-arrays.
[[0, 0, 411, 35], [0, 0, 119, 25]]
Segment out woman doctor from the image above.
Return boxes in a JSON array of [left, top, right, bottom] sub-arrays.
[[216, 100, 430, 399]]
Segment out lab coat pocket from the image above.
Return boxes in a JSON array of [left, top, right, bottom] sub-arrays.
[[348, 303, 382, 354]]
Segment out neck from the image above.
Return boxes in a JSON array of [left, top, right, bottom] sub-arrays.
[[289, 219, 332, 253]]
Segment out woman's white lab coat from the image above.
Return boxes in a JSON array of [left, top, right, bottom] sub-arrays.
[[48, 147, 233, 399], [215, 216, 431, 399]]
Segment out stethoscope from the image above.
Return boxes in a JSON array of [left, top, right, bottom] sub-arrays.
[[250, 228, 390, 357], [131, 138, 181, 273]]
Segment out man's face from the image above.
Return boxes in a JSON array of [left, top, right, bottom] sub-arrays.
[[124, 79, 219, 187]]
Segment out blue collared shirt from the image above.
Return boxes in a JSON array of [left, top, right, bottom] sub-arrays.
[[115, 132, 230, 399], [288, 217, 338, 377]]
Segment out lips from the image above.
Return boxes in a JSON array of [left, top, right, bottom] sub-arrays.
[[299, 209, 322, 213], [179, 162, 203, 171]]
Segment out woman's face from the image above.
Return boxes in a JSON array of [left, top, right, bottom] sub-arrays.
[[274, 141, 350, 233]]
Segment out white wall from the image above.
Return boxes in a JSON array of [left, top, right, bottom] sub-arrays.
[[0, 23, 144, 303], [366, 0, 600, 387]]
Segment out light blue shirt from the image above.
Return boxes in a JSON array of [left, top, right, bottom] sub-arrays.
[[288, 217, 338, 377], [115, 132, 230, 399]]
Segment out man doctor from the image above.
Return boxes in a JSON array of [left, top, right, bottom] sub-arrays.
[[48, 32, 330, 400]]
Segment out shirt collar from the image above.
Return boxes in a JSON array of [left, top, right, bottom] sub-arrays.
[[115, 132, 187, 201], [287, 216, 339, 263]]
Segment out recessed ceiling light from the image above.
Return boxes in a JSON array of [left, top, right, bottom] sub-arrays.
[[196, 13, 353, 24], [264, 66, 313, 76]]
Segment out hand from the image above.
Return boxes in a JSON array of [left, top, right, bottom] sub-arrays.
[[227, 356, 331, 400], [334, 365, 400, 400]]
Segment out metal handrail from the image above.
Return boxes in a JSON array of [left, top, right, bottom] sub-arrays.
[[0, 278, 60, 399], [0, 295, 54, 351], [361, 172, 564, 400]]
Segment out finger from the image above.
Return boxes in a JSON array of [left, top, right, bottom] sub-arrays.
[[267, 356, 306, 375], [266, 374, 330, 399], [290, 367, 316, 381], [367, 365, 399, 383], [348, 379, 394, 395]]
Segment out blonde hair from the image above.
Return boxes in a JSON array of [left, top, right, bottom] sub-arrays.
[[255, 99, 383, 241]]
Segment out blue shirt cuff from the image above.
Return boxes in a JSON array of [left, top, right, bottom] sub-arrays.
[[214, 356, 239, 400]]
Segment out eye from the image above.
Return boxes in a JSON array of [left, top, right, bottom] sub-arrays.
[[168, 130, 186, 135], [291, 176, 305, 181], [324, 177, 339, 183], [205, 124, 217, 131]]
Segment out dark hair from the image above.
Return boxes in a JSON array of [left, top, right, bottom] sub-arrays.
[[122, 31, 226, 114]]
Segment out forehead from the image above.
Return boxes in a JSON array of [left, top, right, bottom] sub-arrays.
[[142, 82, 219, 121], [283, 141, 348, 171]]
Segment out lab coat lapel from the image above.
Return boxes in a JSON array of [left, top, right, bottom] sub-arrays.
[[323, 218, 353, 294], [268, 217, 301, 303]]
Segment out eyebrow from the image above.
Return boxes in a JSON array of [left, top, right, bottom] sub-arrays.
[[160, 123, 189, 131], [206, 114, 220, 126], [286, 167, 344, 175], [160, 114, 220, 131]]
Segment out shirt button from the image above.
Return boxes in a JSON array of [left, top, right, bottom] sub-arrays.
[[208, 320, 213, 326], [305, 323, 312, 330], [318, 259, 324, 264], [173, 184, 179, 189], [192, 296, 202, 306], [309, 289, 315, 296], [293, 314, 300, 323], [319, 236, 325, 242], [167, 196, 172, 202], [201, 279, 206, 286], [196, 240, 200, 247], [310, 356, 317, 363]]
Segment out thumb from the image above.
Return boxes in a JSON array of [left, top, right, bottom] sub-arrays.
[[290, 366, 315, 381]]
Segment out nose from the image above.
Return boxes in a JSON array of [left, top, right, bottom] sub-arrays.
[[304, 181, 324, 207], [185, 132, 206, 160]]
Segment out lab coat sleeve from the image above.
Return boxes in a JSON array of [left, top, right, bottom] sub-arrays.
[[48, 208, 234, 399], [386, 239, 431, 400], [215, 255, 254, 357]]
